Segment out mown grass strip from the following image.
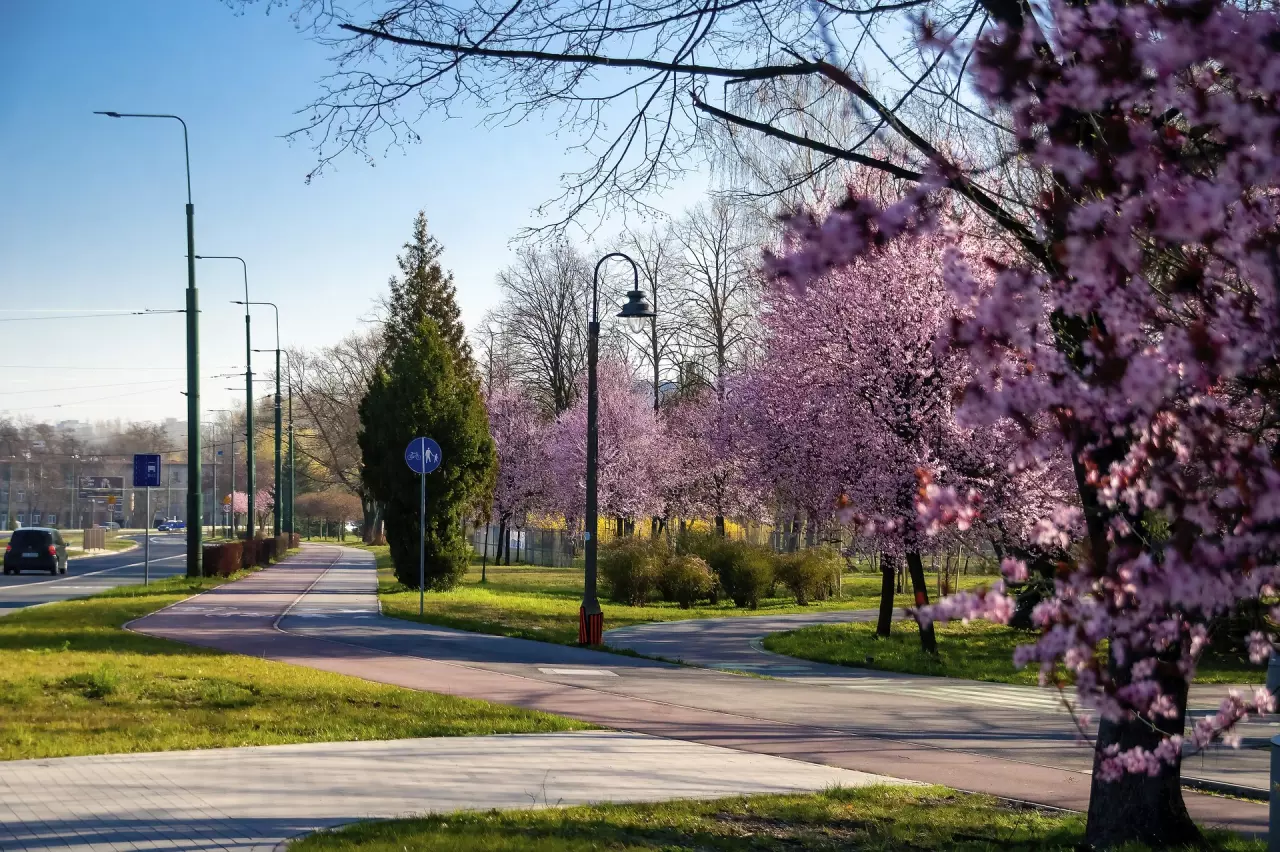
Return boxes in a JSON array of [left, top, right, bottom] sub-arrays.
[[289, 784, 1258, 851], [346, 542, 989, 647], [762, 620, 1263, 685], [0, 568, 589, 761]]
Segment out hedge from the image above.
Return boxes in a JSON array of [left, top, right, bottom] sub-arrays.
[[201, 533, 300, 578]]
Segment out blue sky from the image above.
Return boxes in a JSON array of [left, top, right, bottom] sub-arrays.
[[0, 1, 708, 424]]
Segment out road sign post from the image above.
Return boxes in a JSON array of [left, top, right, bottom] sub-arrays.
[[404, 437, 442, 616], [134, 455, 162, 584]]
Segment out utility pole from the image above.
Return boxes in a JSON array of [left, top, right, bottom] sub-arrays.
[[229, 441, 237, 538], [197, 255, 253, 539], [248, 302, 283, 538], [94, 111, 202, 575]]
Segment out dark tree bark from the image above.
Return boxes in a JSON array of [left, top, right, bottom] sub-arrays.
[[1085, 652, 1198, 848], [877, 553, 897, 637], [905, 551, 938, 655], [715, 515, 726, 537]]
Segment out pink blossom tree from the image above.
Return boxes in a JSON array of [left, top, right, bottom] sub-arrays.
[[254, 488, 274, 531], [229, 491, 249, 516], [486, 384, 549, 563], [660, 382, 764, 536], [748, 221, 1013, 649], [769, 0, 1280, 843], [544, 358, 668, 533]]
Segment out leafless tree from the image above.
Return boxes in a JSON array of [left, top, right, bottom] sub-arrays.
[[670, 200, 759, 389], [492, 243, 592, 415], [253, 0, 1040, 256], [288, 328, 383, 541], [611, 224, 687, 409]]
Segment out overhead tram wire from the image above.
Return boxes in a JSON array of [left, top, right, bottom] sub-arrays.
[[0, 384, 187, 413], [0, 309, 185, 323], [0, 371, 237, 413]]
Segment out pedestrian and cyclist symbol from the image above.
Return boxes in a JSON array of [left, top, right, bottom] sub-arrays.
[[404, 437, 442, 474]]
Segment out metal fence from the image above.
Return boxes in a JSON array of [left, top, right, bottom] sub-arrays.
[[470, 525, 580, 567]]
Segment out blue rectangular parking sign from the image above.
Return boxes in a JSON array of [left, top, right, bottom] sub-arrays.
[[133, 454, 162, 488]]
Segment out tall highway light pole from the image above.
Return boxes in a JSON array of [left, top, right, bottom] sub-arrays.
[[246, 301, 282, 537], [578, 252, 656, 645], [207, 409, 233, 536], [198, 256, 254, 539], [93, 111, 202, 576]]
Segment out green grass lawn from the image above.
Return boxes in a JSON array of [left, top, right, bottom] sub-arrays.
[[289, 784, 1258, 852], [0, 572, 589, 761], [62, 531, 138, 558], [762, 620, 1265, 685], [345, 543, 991, 647]]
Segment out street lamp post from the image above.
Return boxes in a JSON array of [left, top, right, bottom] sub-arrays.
[[69, 454, 80, 528], [286, 355, 295, 537], [94, 110, 202, 575], [198, 256, 254, 539], [206, 409, 231, 534], [578, 252, 656, 645], [206, 410, 232, 538], [265, 349, 296, 537], [246, 301, 282, 537]]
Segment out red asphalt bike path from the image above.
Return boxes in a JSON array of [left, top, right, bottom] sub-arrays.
[[129, 545, 1268, 837]]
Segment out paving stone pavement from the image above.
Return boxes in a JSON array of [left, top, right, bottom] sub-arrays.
[[0, 731, 902, 851]]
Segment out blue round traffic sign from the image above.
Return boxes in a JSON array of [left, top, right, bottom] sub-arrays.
[[405, 437, 442, 474]]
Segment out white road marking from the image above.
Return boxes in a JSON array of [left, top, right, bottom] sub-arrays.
[[538, 668, 619, 676]]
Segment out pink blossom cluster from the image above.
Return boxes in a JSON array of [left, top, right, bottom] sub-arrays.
[[226, 489, 273, 516], [542, 358, 673, 525], [769, 0, 1280, 773], [485, 383, 550, 525]]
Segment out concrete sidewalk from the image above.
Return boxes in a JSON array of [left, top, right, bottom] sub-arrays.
[[0, 731, 896, 851], [130, 545, 1270, 838]]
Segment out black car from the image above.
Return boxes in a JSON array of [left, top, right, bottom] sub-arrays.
[[3, 528, 68, 576]]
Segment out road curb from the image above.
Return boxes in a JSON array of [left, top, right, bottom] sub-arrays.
[[68, 540, 140, 561], [1182, 775, 1267, 802]]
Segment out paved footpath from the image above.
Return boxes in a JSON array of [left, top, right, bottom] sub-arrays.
[[0, 535, 186, 616], [0, 732, 892, 852], [606, 611, 1280, 743], [125, 544, 1271, 839]]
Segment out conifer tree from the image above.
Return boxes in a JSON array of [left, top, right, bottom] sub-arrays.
[[383, 211, 471, 367], [359, 317, 494, 589]]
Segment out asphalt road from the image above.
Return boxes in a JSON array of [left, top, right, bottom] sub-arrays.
[[132, 546, 1268, 835], [0, 533, 187, 615]]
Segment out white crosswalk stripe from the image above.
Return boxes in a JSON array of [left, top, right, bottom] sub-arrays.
[[779, 675, 1075, 714]]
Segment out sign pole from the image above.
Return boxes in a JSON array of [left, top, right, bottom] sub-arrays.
[[419, 462, 426, 616], [144, 488, 150, 586], [404, 436, 441, 615]]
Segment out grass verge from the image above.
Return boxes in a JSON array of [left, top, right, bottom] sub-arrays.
[[64, 532, 138, 558], [289, 784, 1258, 851], [762, 620, 1264, 685], [344, 542, 989, 647], [0, 571, 589, 761]]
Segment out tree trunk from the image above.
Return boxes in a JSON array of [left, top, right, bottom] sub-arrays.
[[905, 552, 938, 655], [715, 515, 726, 537], [497, 516, 508, 566], [877, 553, 896, 637], [1085, 653, 1199, 848]]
